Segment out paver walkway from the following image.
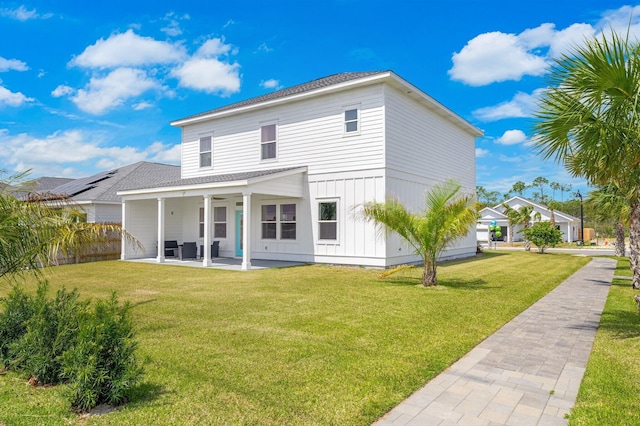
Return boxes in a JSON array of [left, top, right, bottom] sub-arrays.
[[373, 257, 615, 426]]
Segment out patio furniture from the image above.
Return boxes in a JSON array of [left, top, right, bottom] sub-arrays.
[[200, 241, 220, 259], [164, 240, 179, 258], [181, 242, 198, 260]]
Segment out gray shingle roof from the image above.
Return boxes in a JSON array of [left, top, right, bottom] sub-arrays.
[[123, 167, 304, 191], [51, 162, 181, 202], [173, 71, 388, 124]]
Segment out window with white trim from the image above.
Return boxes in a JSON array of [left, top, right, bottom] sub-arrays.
[[344, 108, 358, 134], [261, 124, 277, 160], [213, 206, 227, 238], [199, 136, 212, 168], [318, 201, 337, 240], [199, 207, 205, 238], [261, 204, 277, 239], [280, 204, 296, 240]]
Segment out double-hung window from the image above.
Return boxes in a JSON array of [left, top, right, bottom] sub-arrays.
[[261, 124, 277, 160], [261, 204, 277, 239], [280, 204, 296, 240], [318, 201, 337, 240], [213, 207, 227, 238], [199, 135, 212, 168], [344, 108, 359, 134], [199, 207, 205, 238]]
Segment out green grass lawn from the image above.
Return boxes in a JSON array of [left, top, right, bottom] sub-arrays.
[[569, 257, 640, 425], [0, 251, 589, 426]]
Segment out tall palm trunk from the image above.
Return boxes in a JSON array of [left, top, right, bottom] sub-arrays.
[[630, 204, 640, 289], [615, 221, 626, 257]]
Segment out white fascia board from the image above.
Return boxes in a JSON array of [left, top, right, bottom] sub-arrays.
[[118, 180, 248, 198], [170, 73, 395, 127]]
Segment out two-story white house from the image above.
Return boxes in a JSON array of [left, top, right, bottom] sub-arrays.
[[118, 71, 483, 269]]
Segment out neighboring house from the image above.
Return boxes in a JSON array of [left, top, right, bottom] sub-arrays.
[[48, 161, 180, 223], [477, 196, 580, 243], [30, 176, 76, 192], [118, 71, 483, 269]]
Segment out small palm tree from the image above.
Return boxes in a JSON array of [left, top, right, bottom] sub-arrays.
[[0, 171, 138, 281], [500, 203, 523, 247], [360, 180, 478, 286]]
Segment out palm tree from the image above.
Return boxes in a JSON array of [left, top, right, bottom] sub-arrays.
[[0, 171, 138, 280], [587, 184, 628, 257], [360, 180, 478, 286], [534, 30, 640, 288], [500, 203, 523, 246]]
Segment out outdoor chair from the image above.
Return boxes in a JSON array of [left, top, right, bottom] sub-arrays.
[[164, 240, 179, 258], [181, 242, 198, 260]]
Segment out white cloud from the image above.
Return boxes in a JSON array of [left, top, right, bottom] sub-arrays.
[[0, 56, 28, 72], [160, 12, 189, 37], [51, 85, 75, 97], [0, 85, 33, 107], [257, 43, 273, 53], [132, 101, 153, 110], [473, 89, 544, 121], [0, 129, 180, 176], [171, 38, 240, 95], [449, 6, 640, 86], [476, 148, 490, 158], [196, 38, 232, 57], [71, 68, 158, 114], [260, 79, 280, 89], [449, 30, 550, 86], [496, 129, 528, 145], [0, 5, 51, 21], [69, 29, 185, 69]]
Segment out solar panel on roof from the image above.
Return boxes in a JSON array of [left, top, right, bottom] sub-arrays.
[[52, 170, 116, 197]]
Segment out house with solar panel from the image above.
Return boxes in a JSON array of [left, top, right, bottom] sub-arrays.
[[118, 71, 482, 269], [47, 162, 180, 223]]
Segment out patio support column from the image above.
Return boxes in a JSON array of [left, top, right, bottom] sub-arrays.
[[157, 197, 165, 263], [203, 195, 212, 267], [242, 192, 252, 270], [121, 201, 127, 260]]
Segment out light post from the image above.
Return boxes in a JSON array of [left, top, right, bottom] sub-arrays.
[[575, 190, 584, 245]]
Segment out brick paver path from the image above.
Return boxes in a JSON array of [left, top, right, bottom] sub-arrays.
[[373, 257, 615, 426]]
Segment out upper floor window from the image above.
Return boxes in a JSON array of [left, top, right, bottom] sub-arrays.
[[200, 136, 212, 168], [344, 108, 358, 134], [261, 124, 277, 160]]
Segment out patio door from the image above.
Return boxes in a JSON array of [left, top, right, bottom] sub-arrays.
[[235, 210, 243, 256]]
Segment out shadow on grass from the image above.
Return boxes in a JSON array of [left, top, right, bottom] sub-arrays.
[[599, 309, 640, 339], [441, 278, 493, 290], [127, 381, 171, 407]]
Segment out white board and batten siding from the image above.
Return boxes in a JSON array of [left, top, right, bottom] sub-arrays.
[[308, 170, 387, 266], [180, 85, 386, 179]]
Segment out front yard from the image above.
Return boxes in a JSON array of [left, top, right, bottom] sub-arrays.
[[0, 252, 589, 425]]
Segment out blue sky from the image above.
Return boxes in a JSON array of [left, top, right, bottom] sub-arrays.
[[1, 1, 639, 197]]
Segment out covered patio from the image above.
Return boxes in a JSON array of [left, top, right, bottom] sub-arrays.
[[123, 257, 306, 271], [118, 167, 309, 271]]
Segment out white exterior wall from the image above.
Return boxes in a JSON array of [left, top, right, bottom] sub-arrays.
[[384, 85, 476, 191], [308, 170, 386, 266], [384, 85, 477, 261], [180, 85, 385, 178]]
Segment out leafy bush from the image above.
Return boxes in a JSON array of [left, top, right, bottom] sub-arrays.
[[0, 283, 142, 413], [62, 292, 142, 412], [0, 284, 35, 367], [521, 221, 563, 253], [10, 281, 85, 384]]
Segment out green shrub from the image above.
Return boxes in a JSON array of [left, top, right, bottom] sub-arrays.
[[521, 221, 563, 253], [10, 281, 85, 384], [62, 292, 142, 412], [0, 284, 35, 367]]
